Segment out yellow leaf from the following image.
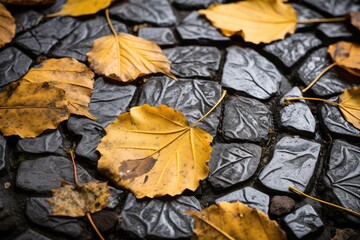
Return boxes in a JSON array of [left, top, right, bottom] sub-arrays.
[[48, 0, 111, 17], [87, 32, 176, 82], [187, 201, 286, 240], [198, 0, 297, 44], [97, 104, 213, 198], [339, 87, 360, 130], [47, 181, 111, 217], [21, 58, 96, 120], [328, 41, 360, 77], [0, 82, 70, 138], [0, 3, 15, 48], [350, 11, 360, 31]]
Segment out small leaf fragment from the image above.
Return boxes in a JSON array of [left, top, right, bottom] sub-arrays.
[[0, 3, 15, 48], [339, 87, 360, 130], [97, 104, 213, 198], [328, 41, 360, 77], [0, 82, 70, 138], [21, 58, 96, 119], [198, 0, 297, 44], [87, 33, 176, 82], [350, 11, 360, 31], [47, 181, 111, 217], [48, 0, 111, 17], [187, 201, 286, 240]]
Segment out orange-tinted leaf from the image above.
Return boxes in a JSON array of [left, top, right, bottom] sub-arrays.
[[87, 33, 176, 82], [0, 3, 15, 48], [21, 58, 95, 119], [198, 0, 297, 44], [339, 87, 360, 130], [48, 0, 111, 17], [47, 181, 111, 217], [97, 104, 213, 198], [0, 82, 70, 138], [188, 201, 286, 240], [350, 12, 360, 31], [0, 0, 54, 5], [328, 41, 360, 77]]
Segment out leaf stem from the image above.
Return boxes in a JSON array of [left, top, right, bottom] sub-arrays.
[[105, 9, 121, 75], [69, 149, 80, 188], [297, 17, 347, 24], [284, 97, 339, 106], [86, 212, 105, 240], [302, 62, 337, 93], [289, 186, 360, 217], [191, 90, 227, 127]]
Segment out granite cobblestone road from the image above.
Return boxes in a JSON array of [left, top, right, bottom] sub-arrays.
[[1, 0, 360, 239]]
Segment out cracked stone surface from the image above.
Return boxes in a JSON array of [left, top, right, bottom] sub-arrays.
[[208, 143, 261, 189], [0, 47, 33, 87], [51, 16, 128, 62], [173, 0, 224, 9], [222, 96, 272, 142], [0, 135, 6, 173], [221, 46, 282, 100], [16, 156, 93, 194], [283, 204, 324, 239], [215, 187, 270, 214], [120, 193, 201, 239], [138, 27, 176, 46], [297, 48, 360, 96], [164, 46, 221, 78], [138, 76, 222, 136], [259, 136, 321, 194], [304, 0, 360, 16], [110, 0, 176, 27], [13, 10, 43, 34], [279, 87, 316, 135], [14, 229, 52, 240], [15, 17, 80, 56], [177, 11, 229, 42], [292, 3, 323, 29], [324, 140, 360, 222], [264, 33, 322, 68], [318, 23, 353, 39], [320, 96, 360, 138]]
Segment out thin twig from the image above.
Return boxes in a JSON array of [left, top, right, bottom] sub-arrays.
[[69, 149, 79, 188], [86, 212, 105, 240], [284, 97, 339, 106], [297, 17, 347, 24], [302, 62, 337, 93], [289, 186, 360, 217]]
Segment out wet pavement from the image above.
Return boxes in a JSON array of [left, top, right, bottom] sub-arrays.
[[1, 0, 360, 239]]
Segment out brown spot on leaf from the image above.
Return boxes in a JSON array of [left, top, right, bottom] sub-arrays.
[[119, 157, 157, 180]]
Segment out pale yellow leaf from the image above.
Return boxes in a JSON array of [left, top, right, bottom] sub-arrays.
[[48, 0, 111, 17], [339, 87, 360, 130], [0, 3, 15, 48], [328, 41, 360, 77]]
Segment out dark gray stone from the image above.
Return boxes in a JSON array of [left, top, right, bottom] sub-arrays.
[[16, 156, 93, 194], [0, 207, 17, 232], [215, 187, 270, 214], [304, 0, 360, 16], [107, 187, 124, 210], [270, 196, 295, 216], [297, 48, 360, 96], [138, 76, 222, 136], [40, 0, 66, 15], [120, 193, 201, 239], [110, 0, 176, 27], [164, 46, 221, 78], [283, 204, 323, 239], [324, 140, 360, 223], [15, 17, 80, 56], [321, 97, 360, 138], [222, 96, 272, 142], [173, 0, 224, 9], [67, 78, 136, 161], [26, 198, 90, 239], [91, 211, 118, 233], [13, 10, 43, 34], [208, 143, 261, 189], [221, 46, 282, 100], [14, 229, 52, 240], [0, 134, 6, 172], [177, 11, 229, 42], [292, 3, 323, 29], [16, 130, 65, 156], [51, 16, 127, 62], [264, 33, 322, 68], [318, 23, 352, 39], [280, 87, 316, 135], [0, 47, 33, 87], [259, 136, 321, 193], [138, 27, 176, 46]]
